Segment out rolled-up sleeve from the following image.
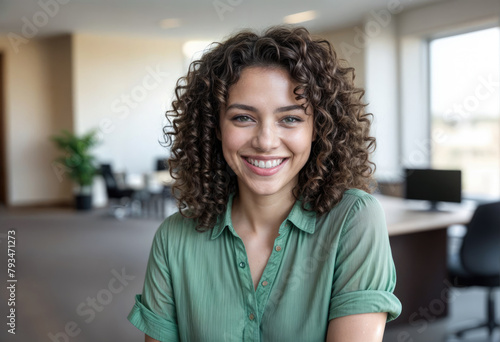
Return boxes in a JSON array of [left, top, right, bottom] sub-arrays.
[[127, 223, 180, 341], [329, 194, 402, 322]]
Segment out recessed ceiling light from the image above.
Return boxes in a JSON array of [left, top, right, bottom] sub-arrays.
[[283, 10, 317, 24], [160, 18, 181, 29]]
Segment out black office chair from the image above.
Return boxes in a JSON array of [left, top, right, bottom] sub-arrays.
[[100, 164, 141, 218], [154, 157, 174, 218], [448, 201, 500, 339], [156, 158, 169, 171]]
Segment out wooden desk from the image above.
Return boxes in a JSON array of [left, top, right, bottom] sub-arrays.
[[375, 195, 475, 325]]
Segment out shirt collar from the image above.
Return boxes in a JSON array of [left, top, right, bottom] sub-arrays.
[[210, 193, 236, 240], [210, 193, 317, 240]]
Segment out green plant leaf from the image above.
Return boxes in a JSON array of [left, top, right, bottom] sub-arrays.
[[50, 129, 100, 192]]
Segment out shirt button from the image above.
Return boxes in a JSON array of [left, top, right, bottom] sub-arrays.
[[275, 245, 282, 252], [239, 262, 246, 268], [262, 281, 268, 286], [249, 313, 255, 320]]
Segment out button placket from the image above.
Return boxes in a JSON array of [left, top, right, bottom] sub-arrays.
[[232, 235, 259, 340], [255, 223, 289, 320]]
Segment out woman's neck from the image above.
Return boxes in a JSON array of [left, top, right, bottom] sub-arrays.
[[231, 186, 296, 238]]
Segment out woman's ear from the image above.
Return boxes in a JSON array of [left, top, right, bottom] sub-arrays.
[[216, 127, 221, 141]]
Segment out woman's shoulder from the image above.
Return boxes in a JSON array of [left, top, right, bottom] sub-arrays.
[[154, 210, 203, 240], [160, 210, 192, 227], [338, 189, 387, 232], [333, 188, 382, 213], [343, 188, 376, 201], [316, 188, 384, 230]]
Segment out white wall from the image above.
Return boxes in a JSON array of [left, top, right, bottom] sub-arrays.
[[72, 34, 185, 175], [364, 16, 399, 179], [398, 0, 500, 37], [318, 27, 366, 89], [0, 35, 74, 206]]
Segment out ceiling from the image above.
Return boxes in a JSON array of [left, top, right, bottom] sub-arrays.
[[0, 0, 442, 41]]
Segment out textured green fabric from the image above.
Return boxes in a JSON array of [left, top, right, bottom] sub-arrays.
[[127, 189, 402, 341]]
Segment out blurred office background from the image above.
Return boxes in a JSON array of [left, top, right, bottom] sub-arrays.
[[0, 0, 499, 341]]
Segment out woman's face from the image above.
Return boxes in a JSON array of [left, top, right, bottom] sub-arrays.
[[219, 66, 315, 199]]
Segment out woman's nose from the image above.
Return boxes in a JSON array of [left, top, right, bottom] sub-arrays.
[[252, 123, 280, 152]]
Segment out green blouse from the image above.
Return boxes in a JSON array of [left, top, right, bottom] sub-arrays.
[[127, 189, 402, 341]]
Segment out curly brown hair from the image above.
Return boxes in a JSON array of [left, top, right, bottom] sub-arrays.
[[163, 25, 376, 231]]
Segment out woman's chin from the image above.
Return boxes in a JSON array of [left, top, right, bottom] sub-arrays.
[[238, 180, 295, 198]]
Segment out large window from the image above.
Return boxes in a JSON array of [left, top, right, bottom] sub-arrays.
[[430, 27, 500, 198]]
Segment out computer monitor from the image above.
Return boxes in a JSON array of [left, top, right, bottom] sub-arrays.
[[404, 168, 462, 210]]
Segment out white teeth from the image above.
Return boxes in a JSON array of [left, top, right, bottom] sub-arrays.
[[247, 158, 284, 169]]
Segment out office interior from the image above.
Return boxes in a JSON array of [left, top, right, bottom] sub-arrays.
[[0, 0, 499, 341]]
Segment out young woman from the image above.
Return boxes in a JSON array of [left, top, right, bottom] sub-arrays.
[[128, 25, 401, 342]]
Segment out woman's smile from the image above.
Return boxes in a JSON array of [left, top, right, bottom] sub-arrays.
[[242, 156, 289, 176], [244, 157, 286, 169]]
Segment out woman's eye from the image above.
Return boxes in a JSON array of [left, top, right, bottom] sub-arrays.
[[282, 116, 301, 124], [233, 115, 252, 122]]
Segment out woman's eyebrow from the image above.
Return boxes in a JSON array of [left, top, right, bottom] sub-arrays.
[[275, 104, 304, 113], [225, 103, 304, 113], [226, 103, 257, 112]]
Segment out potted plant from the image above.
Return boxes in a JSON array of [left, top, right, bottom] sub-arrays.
[[50, 129, 100, 210]]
